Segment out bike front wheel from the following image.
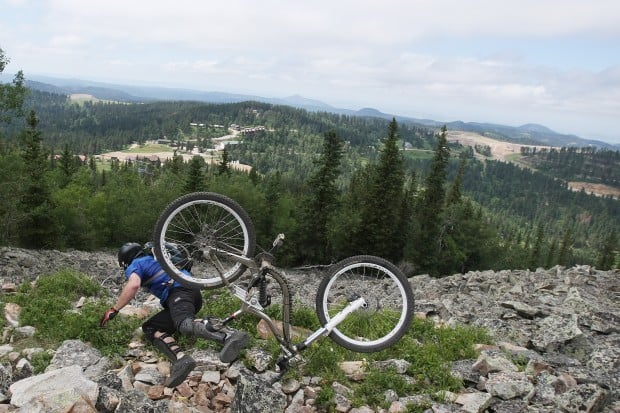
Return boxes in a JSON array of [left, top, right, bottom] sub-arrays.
[[152, 192, 256, 289], [316, 255, 414, 352]]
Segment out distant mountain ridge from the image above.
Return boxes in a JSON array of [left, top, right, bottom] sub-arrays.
[[10, 73, 619, 150]]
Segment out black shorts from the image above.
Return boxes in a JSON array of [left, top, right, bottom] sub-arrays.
[[141, 287, 203, 339]]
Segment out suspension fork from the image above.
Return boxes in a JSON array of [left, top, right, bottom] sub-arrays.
[[294, 296, 367, 352], [270, 296, 367, 384]]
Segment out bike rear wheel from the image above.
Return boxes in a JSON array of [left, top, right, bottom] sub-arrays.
[[316, 255, 414, 352], [152, 192, 256, 289]]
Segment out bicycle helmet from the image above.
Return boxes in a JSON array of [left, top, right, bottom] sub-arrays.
[[118, 242, 145, 269]]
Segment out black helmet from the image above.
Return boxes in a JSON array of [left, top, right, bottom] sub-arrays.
[[118, 242, 144, 269]]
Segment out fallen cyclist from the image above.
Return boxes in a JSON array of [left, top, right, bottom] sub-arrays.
[[100, 242, 249, 387]]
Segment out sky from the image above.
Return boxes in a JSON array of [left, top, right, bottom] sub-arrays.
[[1, 0, 620, 144]]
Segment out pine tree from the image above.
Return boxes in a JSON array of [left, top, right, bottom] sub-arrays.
[[262, 171, 282, 238], [167, 151, 184, 175], [437, 197, 503, 274], [357, 118, 405, 261], [218, 147, 231, 176], [529, 223, 545, 269], [20, 111, 48, 208], [249, 167, 259, 185], [0, 49, 28, 244], [413, 125, 450, 275], [597, 230, 617, 270], [398, 173, 417, 262], [330, 166, 372, 258], [88, 155, 96, 173], [184, 155, 206, 193], [557, 227, 574, 265], [0, 49, 27, 125], [446, 154, 467, 205], [296, 130, 343, 263], [18, 110, 58, 247], [57, 143, 79, 187], [545, 238, 558, 268]]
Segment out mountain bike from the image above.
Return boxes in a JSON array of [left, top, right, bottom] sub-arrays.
[[152, 192, 414, 378]]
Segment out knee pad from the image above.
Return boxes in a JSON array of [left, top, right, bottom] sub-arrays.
[[178, 318, 226, 344], [177, 318, 195, 336]]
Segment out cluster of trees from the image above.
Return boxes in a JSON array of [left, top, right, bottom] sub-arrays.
[[1, 48, 618, 274], [464, 159, 618, 258], [520, 146, 620, 187]]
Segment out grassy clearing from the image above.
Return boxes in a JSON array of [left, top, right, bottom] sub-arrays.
[[123, 143, 172, 153], [1, 271, 492, 411], [69, 94, 125, 105], [403, 149, 435, 161], [69, 94, 102, 104]]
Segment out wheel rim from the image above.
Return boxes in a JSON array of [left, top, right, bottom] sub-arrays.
[[321, 262, 409, 348]]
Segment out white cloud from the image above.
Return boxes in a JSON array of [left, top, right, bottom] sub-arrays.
[[38, 1, 620, 47], [1, 0, 619, 142], [49, 34, 85, 49]]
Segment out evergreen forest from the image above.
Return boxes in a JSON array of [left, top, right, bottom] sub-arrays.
[[1, 49, 618, 275]]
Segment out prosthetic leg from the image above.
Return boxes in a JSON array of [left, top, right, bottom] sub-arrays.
[[178, 318, 249, 363], [150, 332, 196, 388]]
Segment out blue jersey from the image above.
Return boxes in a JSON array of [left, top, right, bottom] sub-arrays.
[[125, 255, 184, 305]]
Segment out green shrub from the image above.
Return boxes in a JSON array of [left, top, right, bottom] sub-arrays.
[[6, 269, 140, 355], [353, 366, 414, 408], [315, 385, 336, 411], [290, 303, 320, 331], [64, 301, 142, 356], [397, 318, 492, 393], [32, 269, 101, 298], [29, 351, 53, 374], [0, 305, 5, 331], [301, 339, 349, 382]]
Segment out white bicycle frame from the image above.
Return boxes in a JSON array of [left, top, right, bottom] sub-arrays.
[[203, 238, 368, 377]]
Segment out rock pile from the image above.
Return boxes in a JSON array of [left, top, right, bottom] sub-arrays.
[[0, 247, 618, 412]]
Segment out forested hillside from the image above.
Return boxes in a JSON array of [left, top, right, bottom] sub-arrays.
[[519, 146, 620, 187], [1, 59, 618, 274]]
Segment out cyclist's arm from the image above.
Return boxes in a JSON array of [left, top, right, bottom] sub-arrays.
[[112, 273, 141, 310]]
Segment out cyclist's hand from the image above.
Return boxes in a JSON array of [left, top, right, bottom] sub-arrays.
[[100, 307, 119, 328]]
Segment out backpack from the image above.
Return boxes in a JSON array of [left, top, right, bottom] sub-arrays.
[[143, 241, 193, 271]]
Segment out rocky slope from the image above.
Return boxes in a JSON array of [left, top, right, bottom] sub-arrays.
[[0, 247, 618, 412]]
